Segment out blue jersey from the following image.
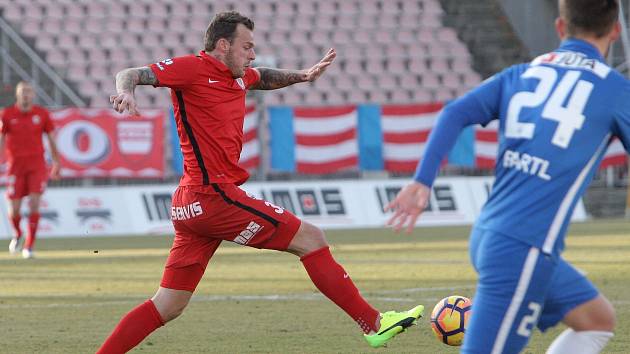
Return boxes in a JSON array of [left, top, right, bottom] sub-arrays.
[[416, 39, 630, 255]]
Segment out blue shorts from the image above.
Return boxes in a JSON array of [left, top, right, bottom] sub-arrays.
[[462, 228, 598, 354]]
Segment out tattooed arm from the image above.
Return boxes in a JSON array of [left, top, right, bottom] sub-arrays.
[[251, 48, 336, 90], [110, 67, 158, 115]]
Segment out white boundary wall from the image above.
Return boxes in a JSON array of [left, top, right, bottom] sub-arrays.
[[0, 177, 586, 238]]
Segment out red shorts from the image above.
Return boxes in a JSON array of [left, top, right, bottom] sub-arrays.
[[161, 183, 301, 291], [6, 159, 48, 199]]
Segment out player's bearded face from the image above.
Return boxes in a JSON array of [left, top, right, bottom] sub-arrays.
[[225, 25, 255, 78]]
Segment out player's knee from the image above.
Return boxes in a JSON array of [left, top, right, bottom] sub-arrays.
[[151, 289, 192, 323], [286, 221, 329, 257], [566, 295, 616, 332]]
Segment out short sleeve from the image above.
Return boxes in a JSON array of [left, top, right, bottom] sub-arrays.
[[612, 81, 630, 151], [148, 55, 200, 89], [41, 108, 54, 133], [244, 68, 261, 89]]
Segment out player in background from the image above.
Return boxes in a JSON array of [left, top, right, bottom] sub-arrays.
[[386, 1, 624, 353], [0, 81, 60, 259], [97, 12, 423, 353]]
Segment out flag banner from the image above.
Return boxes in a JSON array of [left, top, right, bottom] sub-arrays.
[[381, 103, 443, 172], [293, 106, 358, 173], [52, 108, 165, 178]]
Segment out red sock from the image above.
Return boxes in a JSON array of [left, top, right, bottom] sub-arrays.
[[10, 214, 22, 239], [96, 300, 164, 354], [24, 213, 40, 250], [300, 247, 380, 333]]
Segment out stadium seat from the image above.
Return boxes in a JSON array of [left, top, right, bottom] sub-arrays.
[[0, 0, 480, 108]]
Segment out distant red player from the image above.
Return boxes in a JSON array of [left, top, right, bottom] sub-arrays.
[[0, 81, 60, 259], [97, 11, 422, 353]]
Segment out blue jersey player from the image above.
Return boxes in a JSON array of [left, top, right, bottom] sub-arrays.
[[387, 1, 625, 353]]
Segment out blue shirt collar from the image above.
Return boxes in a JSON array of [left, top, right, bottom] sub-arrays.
[[558, 38, 605, 62]]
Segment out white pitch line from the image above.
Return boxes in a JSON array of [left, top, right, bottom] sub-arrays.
[[0, 285, 475, 309]]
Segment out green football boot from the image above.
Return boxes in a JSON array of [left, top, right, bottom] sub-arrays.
[[364, 304, 424, 348]]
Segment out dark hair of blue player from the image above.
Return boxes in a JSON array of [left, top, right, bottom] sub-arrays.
[[204, 11, 255, 52], [559, 0, 619, 38]]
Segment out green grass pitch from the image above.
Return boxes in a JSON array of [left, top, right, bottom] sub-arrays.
[[0, 219, 628, 353]]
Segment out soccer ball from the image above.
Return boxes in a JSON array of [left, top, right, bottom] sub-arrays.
[[430, 295, 472, 346]]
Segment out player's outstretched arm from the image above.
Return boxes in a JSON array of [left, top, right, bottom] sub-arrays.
[[384, 181, 431, 234], [110, 67, 159, 115], [251, 48, 336, 90]]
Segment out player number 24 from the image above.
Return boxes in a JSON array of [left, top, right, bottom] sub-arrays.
[[506, 66, 594, 149]]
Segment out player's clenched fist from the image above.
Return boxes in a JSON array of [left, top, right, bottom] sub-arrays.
[[110, 92, 139, 115]]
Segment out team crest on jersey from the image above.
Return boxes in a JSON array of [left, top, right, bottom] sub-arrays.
[[32, 115, 40, 124], [236, 78, 245, 90]]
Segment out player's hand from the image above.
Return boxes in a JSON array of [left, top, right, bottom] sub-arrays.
[[384, 181, 431, 234], [304, 48, 336, 82], [110, 92, 140, 116], [50, 160, 60, 180]]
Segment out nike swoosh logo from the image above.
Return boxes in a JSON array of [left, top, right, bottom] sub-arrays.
[[343, 273, 349, 279], [208, 79, 220, 83]]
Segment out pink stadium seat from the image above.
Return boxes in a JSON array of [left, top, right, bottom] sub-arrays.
[[304, 91, 325, 106], [325, 89, 345, 105], [284, 90, 303, 106], [421, 72, 441, 90], [365, 58, 384, 74], [357, 14, 378, 30], [378, 75, 398, 91], [63, 18, 83, 35], [356, 75, 375, 90], [293, 1, 314, 16], [401, 0, 422, 14], [264, 93, 283, 106], [435, 87, 454, 101], [149, 2, 169, 18], [66, 65, 87, 81], [430, 59, 449, 74], [332, 29, 352, 46], [423, 0, 445, 16], [3, 3, 23, 23], [442, 73, 461, 90], [347, 90, 367, 104], [310, 31, 330, 46], [391, 90, 411, 103], [274, 16, 292, 32], [344, 60, 363, 76], [412, 90, 433, 103], [335, 75, 355, 91], [318, 1, 336, 16], [35, 34, 55, 52], [338, 1, 358, 15], [420, 14, 442, 29], [409, 58, 428, 73], [375, 31, 392, 45], [379, 14, 398, 30], [57, 34, 77, 51], [336, 14, 356, 31], [387, 58, 407, 75], [65, 2, 85, 19], [253, 1, 274, 17], [360, 0, 381, 15], [65, 47, 88, 65], [369, 90, 387, 104], [399, 74, 419, 89], [353, 31, 372, 45]]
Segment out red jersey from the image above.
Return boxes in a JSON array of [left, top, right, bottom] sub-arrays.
[[149, 52, 260, 186], [1, 104, 54, 163]]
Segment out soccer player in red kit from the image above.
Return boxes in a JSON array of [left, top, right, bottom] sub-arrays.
[[0, 81, 60, 259], [98, 12, 423, 353]]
